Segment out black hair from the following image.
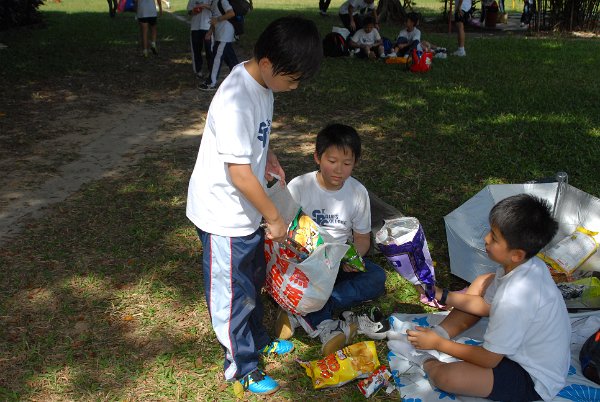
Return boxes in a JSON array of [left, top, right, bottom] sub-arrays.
[[362, 15, 375, 27], [315, 124, 362, 162], [407, 12, 420, 25], [489, 194, 558, 258], [253, 16, 323, 82]]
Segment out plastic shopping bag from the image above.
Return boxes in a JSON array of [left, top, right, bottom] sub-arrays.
[[375, 217, 436, 300]]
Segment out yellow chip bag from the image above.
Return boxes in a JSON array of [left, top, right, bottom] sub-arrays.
[[299, 341, 379, 389]]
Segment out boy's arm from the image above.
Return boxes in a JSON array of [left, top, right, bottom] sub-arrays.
[[408, 327, 504, 368], [434, 286, 491, 317], [353, 231, 371, 257], [228, 163, 287, 242]]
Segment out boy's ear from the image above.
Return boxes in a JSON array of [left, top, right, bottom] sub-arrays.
[[313, 151, 320, 165], [510, 249, 527, 264], [258, 57, 273, 71]]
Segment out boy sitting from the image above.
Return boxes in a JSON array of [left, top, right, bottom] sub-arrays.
[[390, 194, 570, 401], [389, 12, 447, 58], [348, 16, 385, 59], [275, 124, 387, 356]]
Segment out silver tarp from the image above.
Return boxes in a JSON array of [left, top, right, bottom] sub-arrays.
[[444, 182, 600, 283]]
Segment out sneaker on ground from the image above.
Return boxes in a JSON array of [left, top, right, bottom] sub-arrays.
[[379, 53, 386, 59], [198, 82, 217, 91], [317, 319, 358, 356], [261, 339, 294, 356], [341, 311, 390, 340], [452, 49, 466, 57], [387, 51, 397, 58], [195, 72, 203, 80], [275, 308, 298, 340], [240, 369, 280, 395], [142, 49, 149, 58], [150, 43, 158, 55], [434, 52, 447, 59], [319, 10, 328, 16]]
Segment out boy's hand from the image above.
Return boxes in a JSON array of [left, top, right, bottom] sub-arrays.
[[341, 262, 359, 273], [265, 149, 286, 187], [265, 215, 287, 243], [407, 326, 440, 350]]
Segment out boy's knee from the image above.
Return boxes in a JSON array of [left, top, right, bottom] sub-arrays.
[[427, 363, 453, 390]]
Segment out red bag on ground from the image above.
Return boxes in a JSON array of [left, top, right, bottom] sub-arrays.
[[409, 49, 433, 73]]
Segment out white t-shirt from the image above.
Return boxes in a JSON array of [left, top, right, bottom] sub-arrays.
[[187, 0, 212, 31], [137, 0, 157, 18], [339, 0, 376, 16], [483, 257, 571, 401], [287, 171, 371, 243], [456, 0, 472, 12], [397, 27, 421, 43], [186, 62, 273, 237], [351, 28, 381, 46], [211, 0, 235, 42]]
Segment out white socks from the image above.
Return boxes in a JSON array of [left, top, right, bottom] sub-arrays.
[[388, 339, 438, 367]]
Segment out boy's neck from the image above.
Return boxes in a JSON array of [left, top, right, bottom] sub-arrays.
[[502, 259, 527, 275], [244, 58, 267, 88]]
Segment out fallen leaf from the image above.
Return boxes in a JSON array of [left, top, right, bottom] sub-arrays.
[[123, 315, 134, 321], [233, 381, 244, 398], [218, 383, 228, 392], [194, 356, 203, 368]]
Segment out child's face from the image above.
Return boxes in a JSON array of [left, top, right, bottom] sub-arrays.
[[259, 58, 300, 93], [484, 225, 524, 268], [363, 23, 375, 33], [314, 146, 356, 191], [406, 19, 415, 31]]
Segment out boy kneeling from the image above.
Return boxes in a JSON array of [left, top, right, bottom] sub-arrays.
[[391, 194, 570, 401]]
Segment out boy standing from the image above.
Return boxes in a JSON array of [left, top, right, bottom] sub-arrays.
[[390, 194, 570, 401], [187, 0, 213, 80], [186, 17, 323, 394], [276, 124, 387, 356], [199, 0, 238, 91], [348, 16, 385, 59], [453, 0, 471, 56], [136, 0, 162, 57]]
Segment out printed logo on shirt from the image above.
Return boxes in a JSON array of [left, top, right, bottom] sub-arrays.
[[312, 209, 346, 227], [257, 119, 271, 148]]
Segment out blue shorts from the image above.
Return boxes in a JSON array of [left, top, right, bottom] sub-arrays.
[[487, 357, 541, 401]]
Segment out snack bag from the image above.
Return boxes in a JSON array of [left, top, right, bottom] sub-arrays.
[[357, 365, 394, 398], [287, 209, 325, 254], [538, 226, 599, 280], [299, 341, 379, 389], [341, 242, 366, 272], [375, 217, 436, 300]]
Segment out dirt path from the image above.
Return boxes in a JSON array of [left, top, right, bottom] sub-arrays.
[[0, 89, 205, 247]]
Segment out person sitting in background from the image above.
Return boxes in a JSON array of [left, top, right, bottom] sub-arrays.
[[348, 16, 384, 59]]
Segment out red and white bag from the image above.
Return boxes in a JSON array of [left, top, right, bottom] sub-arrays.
[[263, 184, 348, 315]]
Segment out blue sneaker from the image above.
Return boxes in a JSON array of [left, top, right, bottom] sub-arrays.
[[261, 339, 294, 356], [240, 369, 279, 394]]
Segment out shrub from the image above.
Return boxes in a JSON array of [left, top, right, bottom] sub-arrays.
[[0, 0, 45, 31]]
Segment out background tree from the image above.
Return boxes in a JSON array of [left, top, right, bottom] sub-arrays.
[[1, 0, 45, 31]]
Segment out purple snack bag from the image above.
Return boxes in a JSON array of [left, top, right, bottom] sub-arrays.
[[375, 217, 436, 300]]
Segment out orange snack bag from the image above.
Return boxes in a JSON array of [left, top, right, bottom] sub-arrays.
[[299, 341, 379, 389]]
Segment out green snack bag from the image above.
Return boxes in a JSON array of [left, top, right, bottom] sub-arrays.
[[342, 243, 366, 272]]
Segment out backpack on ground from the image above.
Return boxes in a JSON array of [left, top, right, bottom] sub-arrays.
[[217, 0, 252, 36], [409, 48, 433, 73], [323, 32, 349, 57], [580, 328, 600, 385]]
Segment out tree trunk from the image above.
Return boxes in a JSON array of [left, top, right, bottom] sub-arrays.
[[377, 0, 408, 22]]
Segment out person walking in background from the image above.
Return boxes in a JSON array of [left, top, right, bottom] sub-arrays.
[[319, 0, 331, 16], [520, 0, 536, 27], [199, 0, 238, 91], [453, 0, 471, 56], [187, 0, 213, 80], [108, 0, 118, 17], [136, 0, 162, 57]]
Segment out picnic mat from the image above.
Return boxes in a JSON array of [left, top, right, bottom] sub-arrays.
[[386, 312, 600, 401]]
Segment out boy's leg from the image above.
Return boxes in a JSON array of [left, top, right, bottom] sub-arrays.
[[150, 20, 158, 53], [140, 22, 149, 54], [190, 30, 204, 75], [457, 20, 465, 48], [197, 229, 264, 381], [222, 42, 239, 71], [202, 30, 214, 73], [244, 230, 271, 351], [208, 40, 226, 86], [436, 273, 494, 339], [423, 360, 494, 398]]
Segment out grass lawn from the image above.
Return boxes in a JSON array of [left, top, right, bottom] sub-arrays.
[[1, 0, 599, 400]]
